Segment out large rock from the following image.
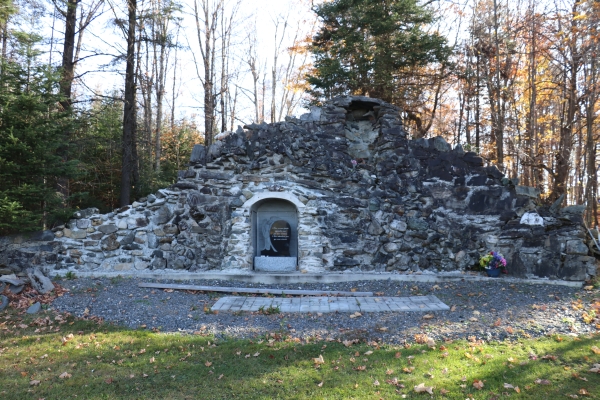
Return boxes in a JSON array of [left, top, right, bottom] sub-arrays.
[[367, 218, 385, 235], [101, 234, 120, 251], [520, 212, 544, 226], [566, 240, 589, 255], [98, 224, 118, 234], [190, 144, 206, 164], [153, 205, 172, 225], [27, 269, 55, 294], [0, 274, 24, 286]]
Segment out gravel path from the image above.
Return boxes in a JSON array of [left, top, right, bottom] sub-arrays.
[[51, 276, 598, 344]]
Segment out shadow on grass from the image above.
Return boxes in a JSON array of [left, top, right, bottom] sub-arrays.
[[1, 311, 599, 400]]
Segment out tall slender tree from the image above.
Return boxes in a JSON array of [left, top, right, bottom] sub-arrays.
[[120, 0, 137, 206]]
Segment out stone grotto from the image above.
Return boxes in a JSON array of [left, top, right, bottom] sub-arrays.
[[0, 96, 598, 281]]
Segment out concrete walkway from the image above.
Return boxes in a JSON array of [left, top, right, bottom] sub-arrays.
[[211, 295, 450, 313]]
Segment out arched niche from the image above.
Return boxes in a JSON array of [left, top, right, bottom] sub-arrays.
[[250, 198, 298, 272]]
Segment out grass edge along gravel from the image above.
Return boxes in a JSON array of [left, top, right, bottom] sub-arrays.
[[0, 309, 599, 400]]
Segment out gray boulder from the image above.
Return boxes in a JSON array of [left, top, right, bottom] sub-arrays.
[[0, 274, 25, 286], [26, 302, 41, 314], [27, 269, 55, 294], [9, 284, 24, 294]]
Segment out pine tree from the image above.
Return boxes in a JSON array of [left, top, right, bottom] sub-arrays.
[[307, 0, 450, 105], [0, 33, 79, 234]]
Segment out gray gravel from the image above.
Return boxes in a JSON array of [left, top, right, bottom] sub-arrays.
[[51, 276, 596, 344]]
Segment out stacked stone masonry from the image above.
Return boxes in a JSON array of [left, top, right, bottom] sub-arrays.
[[0, 96, 597, 280]]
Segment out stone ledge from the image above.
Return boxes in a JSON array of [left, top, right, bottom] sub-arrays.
[[59, 270, 584, 287], [254, 256, 297, 272]]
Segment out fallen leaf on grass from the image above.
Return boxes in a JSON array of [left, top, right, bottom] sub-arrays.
[[589, 364, 600, 373], [59, 372, 71, 379], [573, 372, 588, 381], [364, 351, 373, 355], [541, 354, 557, 361], [354, 365, 367, 371], [105, 377, 113, 384], [472, 380, 484, 390], [414, 383, 433, 394], [29, 380, 41, 386], [343, 339, 358, 347], [317, 381, 323, 387], [373, 379, 380, 386], [386, 369, 394, 375], [313, 355, 324, 365], [579, 388, 590, 396], [591, 346, 600, 355], [403, 367, 415, 373], [535, 379, 551, 385], [205, 361, 212, 367]]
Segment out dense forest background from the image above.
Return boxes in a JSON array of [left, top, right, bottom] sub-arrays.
[[0, 0, 598, 235]]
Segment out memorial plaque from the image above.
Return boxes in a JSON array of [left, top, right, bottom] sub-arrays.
[[260, 219, 291, 256]]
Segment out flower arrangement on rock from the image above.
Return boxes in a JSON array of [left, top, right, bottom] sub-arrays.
[[479, 251, 507, 276]]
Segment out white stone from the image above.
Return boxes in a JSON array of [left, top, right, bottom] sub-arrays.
[[114, 263, 133, 271], [242, 191, 305, 209], [390, 220, 407, 232], [520, 212, 544, 226], [383, 242, 399, 253], [117, 220, 128, 229], [134, 261, 149, 270], [485, 234, 499, 245], [299, 106, 321, 122], [254, 257, 297, 272]]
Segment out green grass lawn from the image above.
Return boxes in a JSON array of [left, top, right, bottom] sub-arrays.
[[1, 308, 599, 399]]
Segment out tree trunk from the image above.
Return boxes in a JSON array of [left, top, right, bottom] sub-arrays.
[[59, 0, 77, 111], [154, 32, 166, 172], [120, 0, 137, 207], [492, 0, 503, 167]]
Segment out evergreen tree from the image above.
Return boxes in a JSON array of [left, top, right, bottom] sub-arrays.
[[69, 93, 124, 212], [307, 0, 451, 104], [0, 33, 79, 234]]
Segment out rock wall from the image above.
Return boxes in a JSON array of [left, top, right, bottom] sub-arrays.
[[0, 96, 597, 280]]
